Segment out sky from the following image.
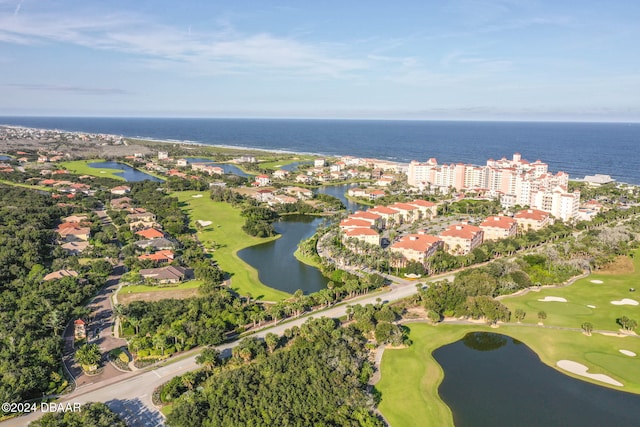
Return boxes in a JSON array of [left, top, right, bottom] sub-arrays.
[[0, 0, 639, 121]]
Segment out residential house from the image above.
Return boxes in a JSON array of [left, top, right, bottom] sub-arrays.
[[63, 214, 89, 223], [43, 269, 79, 281], [254, 175, 271, 186], [285, 186, 313, 199], [110, 185, 131, 195], [314, 159, 326, 167], [61, 241, 90, 255], [139, 266, 191, 284], [480, 216, 518, 241], [339, 218, 374, 230], [439, 223, 484, 255], [135, 238, 176, 250], [387, 202, 421, 224], [272, 170, 289, 179], [176, 159, 188, 167], [254, 189, 275, 202], [110, 196, 133, 210], [57, 225, 91, 242], [135, 228, 165, 240], [138, 250, 175, 263]]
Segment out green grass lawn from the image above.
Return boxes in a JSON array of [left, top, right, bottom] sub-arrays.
[[0, 179, 53, 192], [501, 251, 640, 331], [172, 191, 290, 301], [121, 279, 203, 294], [258, 156, 314, 171], [60, 159, 127, 181], [377, 322, 640, 427]]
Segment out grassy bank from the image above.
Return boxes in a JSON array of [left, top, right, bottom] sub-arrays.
[[293, 247, 323, 269], [60, 159, 126, 181], [172, 191, 290, 301], [377, 322, 640, 427]]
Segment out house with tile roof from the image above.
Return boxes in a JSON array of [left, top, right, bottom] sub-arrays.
[[135, 228, 165, 240]]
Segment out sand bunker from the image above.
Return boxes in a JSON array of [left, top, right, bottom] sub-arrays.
[[192, 194, 203, 198], [590, 280, 604, 284], [556, 360, 623, 386], [587, 305, 596, 308], [196, 220, 212, 227], [619, 350, 637, 357], [611, 299, 639, 306], [538, 296, 567, 302]]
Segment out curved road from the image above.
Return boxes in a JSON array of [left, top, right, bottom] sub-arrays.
[[2, 273, 443, 427]]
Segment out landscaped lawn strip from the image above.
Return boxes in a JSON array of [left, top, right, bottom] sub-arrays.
[[172, 190, 290, 301]]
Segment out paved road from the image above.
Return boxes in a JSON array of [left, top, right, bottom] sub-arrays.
[[2, 274, 440, 427]]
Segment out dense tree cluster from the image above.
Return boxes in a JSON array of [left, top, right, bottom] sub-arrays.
[[166, 318, 382, 427], [0, 186, 106, 410], [121, 288, 265, 357], [129, 181, 187, 235], [29, 402, 126, 427], [241, 206, 279, 237]]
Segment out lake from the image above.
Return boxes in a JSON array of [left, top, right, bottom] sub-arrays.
[[238, 215, 329, 294], [0, 155, 11, 161], [433, 332, 640, 427], [315, 183, 369, 212], [88, 161, 163, 182], [184, 158, 250, 177]]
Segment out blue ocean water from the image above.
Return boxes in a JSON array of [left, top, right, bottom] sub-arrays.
[[1, 117, 639, 184]]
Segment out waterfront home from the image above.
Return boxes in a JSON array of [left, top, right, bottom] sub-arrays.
[[314, 159, 326, 167], [272, 169, 289, 179], [439, 223, 484, 255], [254, 189, 275, 202], [285, 186, 313, 199], [390, 232, 443, 266], [479, 216, 518, 241], [514, 209, 551, 232], [269, 195, 298, 205], [176, 159, 188, 167], [296, 174, 312, 184], [254, 175, 271, 186]]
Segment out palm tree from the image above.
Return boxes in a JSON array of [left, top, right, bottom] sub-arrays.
[[75, 344, 101, 371]]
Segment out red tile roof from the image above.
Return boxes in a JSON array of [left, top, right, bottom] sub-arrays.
[[340, 219, 373, 228], [344, 227, 379, 237], [440, 223, 482, 240], [514, 209, 549, 221], [368, 206, 399, 215], [135, 228, 165, 239], [480, 216, 516, 230], [409, 199, 436, 207], [391, 234, 442, 252], [350, 211, 381, 220]]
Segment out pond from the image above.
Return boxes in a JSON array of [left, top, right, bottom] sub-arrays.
[[238, 215, 329, 294], [278, 160, 312, 172], [0, 155, 11, 161], [433, 332, 640, 427], [88, 161, 163, 182], [184, 158, 250, 177], [315, 183, 370, 212]]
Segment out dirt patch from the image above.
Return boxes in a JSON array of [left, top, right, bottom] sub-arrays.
[[598, 255, 635, 275], [118, 288, 199, 304], [403, 306, 428, 320]]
